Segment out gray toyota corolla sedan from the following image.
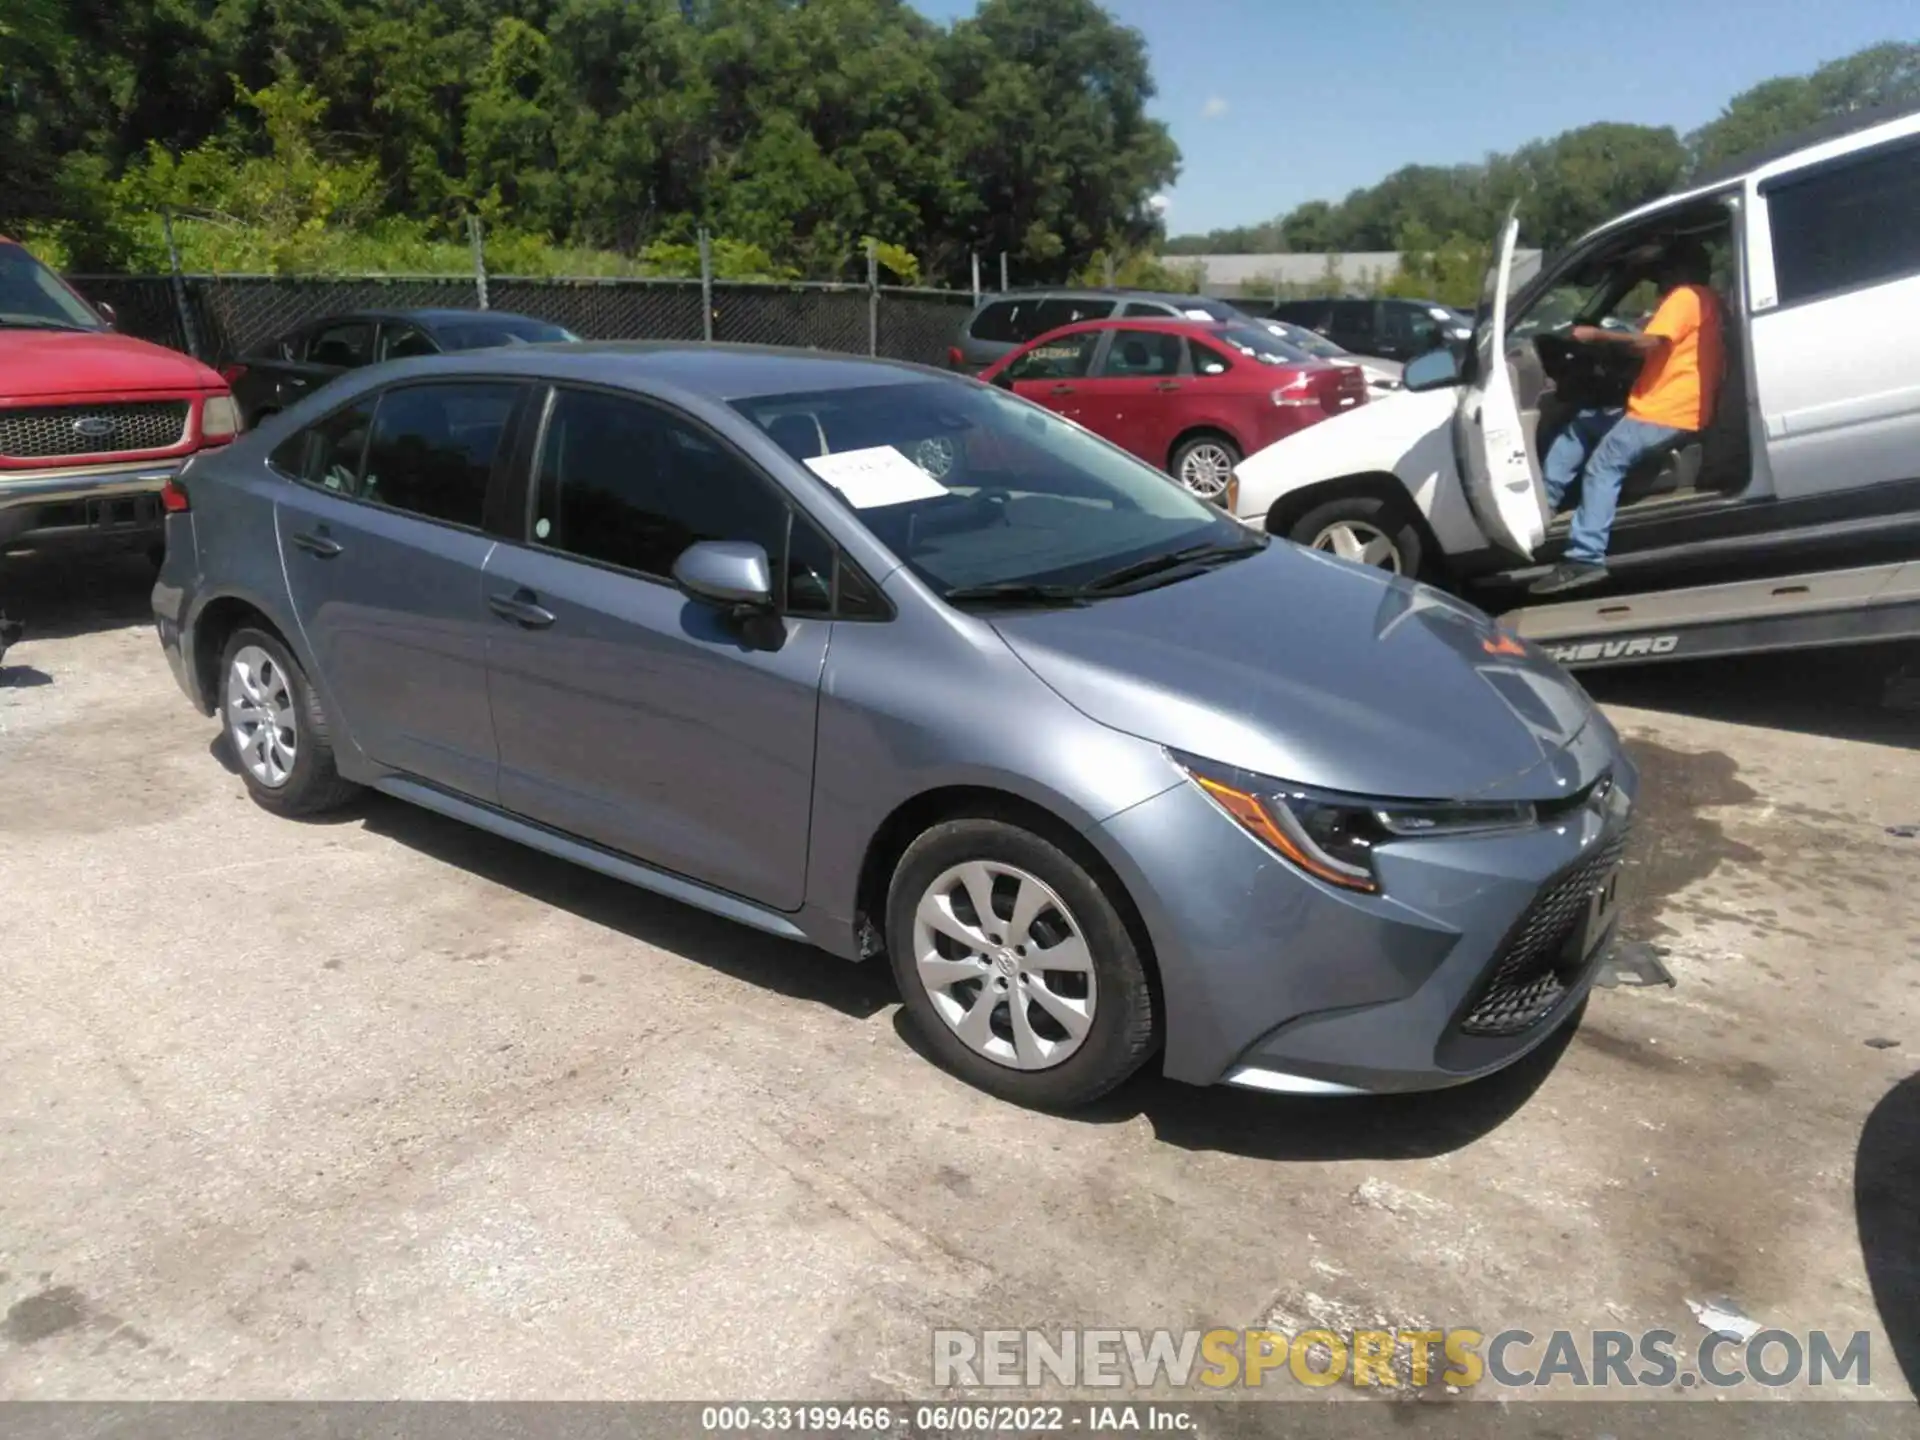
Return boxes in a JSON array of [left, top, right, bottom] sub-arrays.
[[152, 343, 1635, 1109]]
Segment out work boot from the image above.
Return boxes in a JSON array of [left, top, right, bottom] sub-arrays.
[[1528, 562, 1608, 596]]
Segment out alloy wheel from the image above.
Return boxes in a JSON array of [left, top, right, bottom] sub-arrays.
[[1177, 443, 1235, 499], [226, 644, 297, 788], [911, 861, 1097, 1071], [1312, 519, 1404, 573]]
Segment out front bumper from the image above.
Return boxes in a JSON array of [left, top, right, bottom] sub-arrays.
[[1098, 756, 1637, 1092], [0, 457, 181, 547]]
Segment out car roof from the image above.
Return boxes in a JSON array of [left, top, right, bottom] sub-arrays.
[[1038, 317, 1234, 334], [975, 288, 1236, 307], [349, 340, 945, 400], [303, 308, 560, 328]]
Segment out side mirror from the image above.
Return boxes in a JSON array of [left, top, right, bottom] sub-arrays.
[[1402, 347, 1463, 392], [991, 369, 1016, 390], [673, 540, 774, 614]]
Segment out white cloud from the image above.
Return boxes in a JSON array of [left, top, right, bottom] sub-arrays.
[[1202, 95, 1229, 119]]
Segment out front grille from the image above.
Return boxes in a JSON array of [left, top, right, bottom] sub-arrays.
[[1460, 831, 1628, 1037], [0, 402, 190, 459]]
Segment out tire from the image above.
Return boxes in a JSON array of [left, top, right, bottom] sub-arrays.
[[886, 818, 1155, 1109], [1289, 493, 1425, 578], [1170, 433, 1240, 502], [219, 626, 359, 817]]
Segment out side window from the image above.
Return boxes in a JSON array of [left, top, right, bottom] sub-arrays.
[[531, 388, 827, 611], [270, 396, 377, 493], [1004, 331, 1100, 381], [1767, 138, 1920, 305], [1034, 298, 1116, 332], [360, 382, 519, 527], [1329, 300, 1376, 346], [1187, 338, 1231, 376], [308, 321, 374, 369], [1096, 329, 1185, 377], [379, 324, 438, 361], [968, 301, 1026, 343], [1117, 300, 1178, 318]]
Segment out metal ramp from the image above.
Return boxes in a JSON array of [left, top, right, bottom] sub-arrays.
[[1498, 559, 1920, 668]]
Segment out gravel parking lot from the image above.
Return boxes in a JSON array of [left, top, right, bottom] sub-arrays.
[[1, 550, 1916, 1406]]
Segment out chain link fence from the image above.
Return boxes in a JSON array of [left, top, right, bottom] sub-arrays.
[[63, 272, 978, 369]]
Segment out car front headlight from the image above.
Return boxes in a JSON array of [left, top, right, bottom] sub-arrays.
[[201, 394, 241, 440], [1172, 750, 1538, 893]]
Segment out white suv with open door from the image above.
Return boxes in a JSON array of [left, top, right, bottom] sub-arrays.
[[1231, 105, 1920, 628]]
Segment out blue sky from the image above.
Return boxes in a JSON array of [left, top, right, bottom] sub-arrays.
[[912, 0, 1917, 236]]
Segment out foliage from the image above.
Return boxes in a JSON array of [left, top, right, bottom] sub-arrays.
[[1166, 41, 1918, 259], [1068, 248, 1201, 292], [0, 0, 1179, 285]]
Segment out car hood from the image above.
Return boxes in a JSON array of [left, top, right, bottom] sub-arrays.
[[989, 545, 1615, 803], [0, 329, 225, 399]]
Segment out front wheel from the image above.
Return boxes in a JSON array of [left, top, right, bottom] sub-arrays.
[[1289, 493, 1425, 577], [886, 818, 1155, 1109], [1171, 434, 1240, 501]]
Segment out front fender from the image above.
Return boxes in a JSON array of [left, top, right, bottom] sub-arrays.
[[1232, 387, 1487, 554]]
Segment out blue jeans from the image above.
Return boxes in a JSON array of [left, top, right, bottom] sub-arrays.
[[1543, 408, 1686, 564]]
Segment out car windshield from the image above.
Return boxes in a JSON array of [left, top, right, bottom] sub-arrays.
[[1264, 320, 1348, 359], [440, 319, 576, 349], [0, 242, 106, 331], [1211, 324, 1312, 365], [732, 380, 1249, 597]]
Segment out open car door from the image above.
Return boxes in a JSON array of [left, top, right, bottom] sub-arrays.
[[1454, 205, 1547, 559]]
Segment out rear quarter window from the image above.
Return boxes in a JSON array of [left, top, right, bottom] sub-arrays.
[[1766, 137, 1920, 305], [968, 300, 1029, 343]]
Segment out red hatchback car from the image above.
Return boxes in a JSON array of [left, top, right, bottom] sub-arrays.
[[979, 318, 1367, 501]]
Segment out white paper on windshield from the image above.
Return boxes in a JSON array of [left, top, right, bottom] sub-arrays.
[[1182, 308, 1216, 320], [803, 446, 948, 508]]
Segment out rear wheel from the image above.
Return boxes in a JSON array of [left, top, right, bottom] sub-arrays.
[[1171, 434, 1240, 501], [886, 818, 1155, 1109], [1289, 493, 1424, 577], [220, 626, 359, 817]]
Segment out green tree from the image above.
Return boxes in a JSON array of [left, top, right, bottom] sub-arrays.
[[1688, 41, 1920, 175]]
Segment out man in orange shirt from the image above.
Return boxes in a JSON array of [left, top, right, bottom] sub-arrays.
[[1529, 240, 1724, 594]]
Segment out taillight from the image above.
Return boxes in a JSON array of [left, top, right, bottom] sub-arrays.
[[219, 363, 248, 384], [1270, 374, 1318, 408], [947, 346, 964, 369], [159, 478, 190, 513]]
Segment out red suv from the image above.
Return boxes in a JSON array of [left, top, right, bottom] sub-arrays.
[[980, 318, 1367, 501], [1, 237, 238, 562]]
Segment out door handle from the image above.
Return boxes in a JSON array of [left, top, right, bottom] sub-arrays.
[[1155, 380, 1182, 391], [487, 589, 556, 629], [289, 530, 342, 558], [1049, 383, 1076, 395], [285, 376, 310, 389]]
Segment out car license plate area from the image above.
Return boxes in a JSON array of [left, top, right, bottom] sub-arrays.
[[1572, 866, 1622, 964], [86, 494, 158, 531]]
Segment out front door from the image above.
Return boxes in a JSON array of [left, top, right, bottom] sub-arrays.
[[483, 385, 829, 911], [1455, 207, 1548, 559], [1073, 327, 1189, 462], [1001, 329, 1102, 423], [273, 379, 523, 801]]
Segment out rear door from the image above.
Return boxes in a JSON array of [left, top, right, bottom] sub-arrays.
[[1000, 329, 1102, 421], [1454, 207, 1548, 559], [272, 378, 526, 801], [1073, 327, 1190, 463], [1325, 300, 1379, 356]]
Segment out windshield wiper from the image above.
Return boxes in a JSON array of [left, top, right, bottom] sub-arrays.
[[0, 317, 94, 332], [1082, 536, 1268, 593], [941, 580, 1092, 608]]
